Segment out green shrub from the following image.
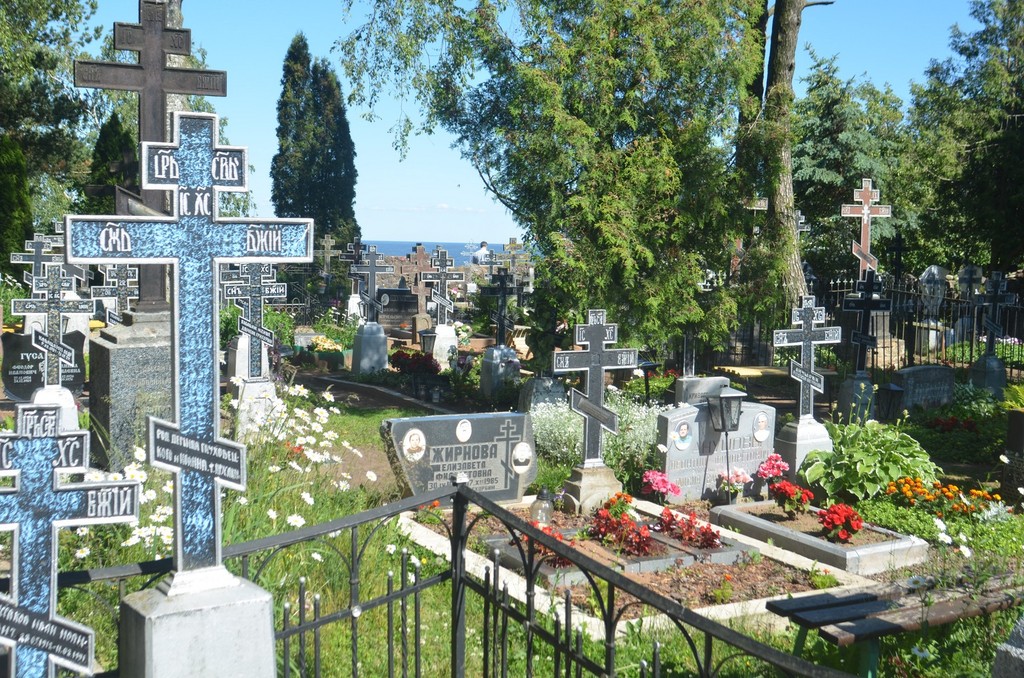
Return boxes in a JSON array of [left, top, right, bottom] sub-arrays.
[[800, 420, 942, 503], [902, 383, 1006, 463], [313, 309, 359, 348], [264, 307, 295, 347]]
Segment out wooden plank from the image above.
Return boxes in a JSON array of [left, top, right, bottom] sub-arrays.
[[793, 599, 895, 628], [766, 590, 881, 617]]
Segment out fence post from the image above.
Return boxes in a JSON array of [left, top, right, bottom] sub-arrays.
[[449, 475, 469, 677]]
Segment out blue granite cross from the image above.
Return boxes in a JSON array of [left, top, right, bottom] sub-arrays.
[[0, 403, 138, 677], [90, 264, 139, 325], [773, 296, 841, 419], [552, 310, 638, 468], [66, 112, 313, 571], [974, 271, 1017, 357], [419, 247, 464, 326], [221, 263, 287, 380]]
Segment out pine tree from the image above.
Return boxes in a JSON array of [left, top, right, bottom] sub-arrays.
[[77, 111, 137, 215], [0, 134, 33, 278]]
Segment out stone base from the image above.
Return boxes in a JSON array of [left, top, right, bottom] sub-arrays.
[[518, 376, 567, 412], [30, 385, 80, 432], [775, 418, 833, 480], [993, 614, 1024, 678], [231, 379, 278, 440], [836, 374, 874, 424], [562, 465, 623, 515], [120, 570, 275, 678], [432, 324, 458, 366], [970, 354, 1006, 400], [226, 334, 269, 384], [351, 322, 388, 374], [89, 311, 173, 470], [480, 345, 519, 399]]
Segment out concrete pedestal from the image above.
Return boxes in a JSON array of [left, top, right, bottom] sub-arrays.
[[351, 322, 388, 374], [480, 345, 519, 399], [561, 465, 622, 515], [836, 373, 874, 424], [30, 385, 80, 431], [120, 570, 275, 678], [231, 379, 278, 440], [432, 324, 458, 366], [993, 614, 1024, 678], [89, 311, 173, 470], [226, 334, 269, 384], [775, 418, 833, 480], [969, 354, 1007, 400]]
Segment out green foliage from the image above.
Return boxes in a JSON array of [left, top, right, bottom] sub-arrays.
[[219, 303, 242, 349], [76, 111, 135, 215], [0, 135, 33, 278], [946, 340, 1024, 368], [263, 307, 295, 347], [800, 420, 942, 503], [312, 310, 359, 348], [901, 382, 1006, 463], [856, 497, 943, 542]]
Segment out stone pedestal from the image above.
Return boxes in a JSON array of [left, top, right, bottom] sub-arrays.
[[432, 324, 458, 366], [347, 293, 362, 321], [993, 614, 1024, 678], [775, 418, 833, 480], [351, 322, 388, 374], [231, 379, 278, 440], [969, 354, 1007, 400], [561, 465, 622, 515], [89, 311, 173, 470], [480, 345, 519, 399], [836, 374, 874, 424], [518, 376, 567, 412], [226, 334, 268, 384], [30, 385, 80, 432], [120, 570, 275, 678]]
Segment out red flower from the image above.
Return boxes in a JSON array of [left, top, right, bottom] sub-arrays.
[[817, 503, 864, 543]]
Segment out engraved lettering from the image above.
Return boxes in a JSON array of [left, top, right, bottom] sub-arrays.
[[211, 152, 240, 182], [99, 224, 132, 253], [152, 151, 179, 180]]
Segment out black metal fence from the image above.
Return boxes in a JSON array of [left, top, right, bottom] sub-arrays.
[[57, 483, 854, 677], [714, 276, 1024, 383]]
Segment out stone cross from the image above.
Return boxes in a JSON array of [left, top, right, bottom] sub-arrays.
[[222, 263, 287, 380], [552, 310, 638, 468], [66, 111, 313, 572], [796, 211, 809, 237], [841, 178, 891, 276], [11, 265, 96, 386], [842, 269, 892, 374], [479, 268, 523, 346], [315, 234, 343, 286], [0, 404, 138, 677], [401, 244, 436, 314], [74, 0, 228, 309], [91, 264, 139, 325], [975, 271, 1017, 357], [341, 235, 365, 298], [419, 247, 464, 326], [10, 235, 64, 287], [773, 296, 842, 419], [350, 245, 394, 324]]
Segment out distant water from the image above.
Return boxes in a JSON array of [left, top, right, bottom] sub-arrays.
[[365, 240, 516, 267]]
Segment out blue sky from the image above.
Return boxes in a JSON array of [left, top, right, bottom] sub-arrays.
[[85, 1, 976, 244]]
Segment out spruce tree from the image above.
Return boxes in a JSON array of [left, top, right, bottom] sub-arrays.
[[77, 111, 137, 215], [0, 134, 33, 279]]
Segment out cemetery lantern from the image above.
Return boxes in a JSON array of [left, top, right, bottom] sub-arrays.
[[707, 386, 746, 504], [875, 382, 905, 422], [529, 487, 554, 527], [419, 329, 438, 355]]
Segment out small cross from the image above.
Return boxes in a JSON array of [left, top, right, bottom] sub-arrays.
[[773, 296, 841, 419], [222, 263, 288, 380], [419, 247, 465, 326], [340, 235, 365, 298], [10, 235, 64, 287], [350, 245, 395, 324], [552, 310, 638, 467], [842, 269, 892, 374], [90, 264, 139, 325], [796, 211, 809, 237], [315, 234, 343, 284], [889, 231, 906, 282], [974, 271, 1017, 357], [841, 178, 892, 276]]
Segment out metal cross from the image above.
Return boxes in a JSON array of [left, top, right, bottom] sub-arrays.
[[10, 235, 64, 288], [0, 404, 138, 677], [551, 310, 639, 468], [796, 211, 809, 237], [66, 112, 313, 572], [889, 231, 905, 282], [350, 245, 395, 324], [221, 263, 287, 380], [11, 265, 96, 387], [90, 264, 139, 325], [315, 234, 343, 285], [419, 247, 464, 326], [841, 178, 891, 276], [479, 268, 524, 346], [340, 235, 365, 298], [974, 271, 1017, 357], [773, 296, 841, 419], [842, 269, 892, 375]]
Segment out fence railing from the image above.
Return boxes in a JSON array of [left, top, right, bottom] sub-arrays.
[[49, 483, 854, 677]]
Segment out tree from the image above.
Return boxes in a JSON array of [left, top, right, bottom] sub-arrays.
[[75, 111, 136, 215], [271, 34, 359, 247], [0, 135, 33, 279]]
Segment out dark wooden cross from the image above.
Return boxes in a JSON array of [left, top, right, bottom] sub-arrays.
[[11, 265, 96, 386], [479, 268, 524, 346], [0, 403, 138, 677], [10, 235, 64, 287], [974, 271, 1017, 357], [773, 296, 842, 419], [842, 269, 892, 375], [74, 0, 228, 310], [350, 245, 395, 324], [91, 263, 139, 325], [222, 264, 288, 380], [66, 112, 312, 572], [551, 310, 638, 468], [841, 178, 891, 276], [420, 247, 464, 326]]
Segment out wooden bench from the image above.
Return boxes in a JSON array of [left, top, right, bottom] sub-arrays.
[[715, 364, 838, 408], [766, 579, 1024, 677]]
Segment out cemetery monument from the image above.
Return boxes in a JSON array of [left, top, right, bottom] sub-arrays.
[[479, 267, 525, 398], [349, 245, 393, 374], [420, 246, 465, 364], [970, 271, 1017, 399]]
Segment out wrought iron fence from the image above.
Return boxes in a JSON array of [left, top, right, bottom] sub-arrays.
[[52, 482, 854, 677]]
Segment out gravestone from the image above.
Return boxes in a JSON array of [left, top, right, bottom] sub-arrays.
[[420, 247, 465, 363], [381, 413, 536, 501], [970, 271, 1017, 399], [993, 614, 1024, 678], [517, 376, 567, 412], [91, 263, 139, 326], [916, 265, 949, 354], [340, 235, 366, 319], [222, 263, 287, 385], [953, 264, 984, 344], [674, 376, 729, 406], [350, 246, 393, 374], [1, 331, 85, 402], [893, 365, 955, 411], [838, 270, 890, 422], [479, 268, 525, 398], [376, 285, 420, 333], [657, 401, 777, 501]]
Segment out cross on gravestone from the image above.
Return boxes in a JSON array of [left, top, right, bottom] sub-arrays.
[[0, 404, 139, 677], [42, 226, 96, 289], [350, 246, 395, 324], [552, 310, 639, 468], [889, 232, 906, 282], [842, 269, 892, 374], [315, 234, 344, 283], [841, 178, 892, 276], [974, 271, 1017, 357], [420, 247, 464, 326], [400, 244, 437, 315], [10, 235, 64, 287], [479, 268, 524, 346], [66, 111, 313, 572], [340, 235, 366, 298], [10, 266, 96, 387], [91, 264, 139, 325], [773, 296, 842, 419], [74, 1, 228, 310], [222, 263, 288, 380]]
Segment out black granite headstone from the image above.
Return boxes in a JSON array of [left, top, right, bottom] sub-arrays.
[[376, 287, 420, 333], [1, 331, 86, 401]]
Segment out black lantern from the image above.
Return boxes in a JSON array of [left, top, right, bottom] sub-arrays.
[[707, 387, 746, 434], [419, 329, 437, 356], [875, 382, 904, 422]]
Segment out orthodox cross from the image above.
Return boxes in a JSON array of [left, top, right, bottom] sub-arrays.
[[66, 111, 313, 572], [316, 234, 343, 286], [552, 310, 638, 468], [221, 264, 287, 380], [841, 178, 891, 276], [974, 271, 1017, 357], [91, 264, 140, 325], [959, 262, 984, 301], [340, 235, 366, 298], [403, 244, 436, 315], [841, 269, 892, 375], [10, 235, 63, 287], [419, 247, 464, 326], [889, 232, 906, 282], [0, 404, 138, 677], [796, 211, 809, 237], [479, 268, 524, 346], [773, 296, 841, 420], [11, 265, 96, 387], [74, 0, 228, 310], [350, 245, 394, 324]]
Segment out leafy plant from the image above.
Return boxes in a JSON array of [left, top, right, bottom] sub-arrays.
[[800, 420, 942, 503], [769, 480, 814, 516], [808, 565, 840, 590], [656, 507, 721, 549], [263, 307, 295, 347], [389, 348, 441, 376]]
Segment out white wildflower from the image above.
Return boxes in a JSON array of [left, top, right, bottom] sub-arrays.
[[287, 514, 305, 528], [933, 517, 946, 533], [134, 447, 148, 462], [311, 552, 323, 562], [301, 492, 314, 506], [237, 497, 249, 505], [229, 375, 245, 387], [958, 544, 972, 558], [386, 544, 397, 555], [267, 509, 278, 520], [162, 480, 174, 494], [366, 470, 377, 482], [268, 465, 282, 473], [938, 532, 953, 545], [75, 547, 90, 560], [75, 527, 89, 537], [999, 454, 1010, 464], [84, 470, 105, 482]]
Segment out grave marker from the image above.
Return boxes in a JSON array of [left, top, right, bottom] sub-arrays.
[[893, 365, 955, 411], [842, 270, 891, 375], [480, 267, 524, 345], [222, 263, 287, 380], [975, 271, 1017, 357], [350, 245, 394, 324], [420, 247, 464, 326], [10, 235, 64, 287], [773, 296, 841, 419], [841, 178, 891, 276], [90, 264, 139, 325]]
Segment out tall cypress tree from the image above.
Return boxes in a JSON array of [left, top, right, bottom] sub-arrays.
[[0, 134, 33, 279], [77, 111, 137, 215]]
